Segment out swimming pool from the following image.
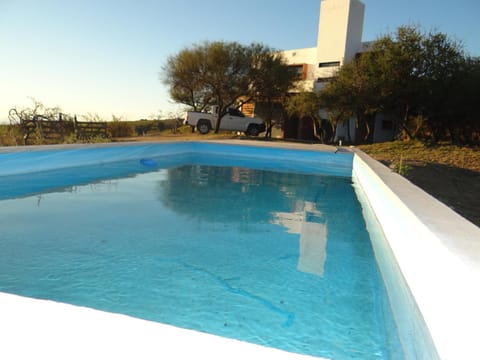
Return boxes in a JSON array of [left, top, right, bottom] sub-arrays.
[[0, 141, 478, 359], [0, 142, 399, 359]]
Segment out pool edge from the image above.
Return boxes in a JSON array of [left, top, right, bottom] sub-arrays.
[[352, 148, 480, 360], [0, 292, 322, 360]]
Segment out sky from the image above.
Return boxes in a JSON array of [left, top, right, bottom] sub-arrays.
[[1, 0, 479, 123]]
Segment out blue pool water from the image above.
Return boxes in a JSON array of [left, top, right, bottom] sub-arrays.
[[0, 145, 403, 359]]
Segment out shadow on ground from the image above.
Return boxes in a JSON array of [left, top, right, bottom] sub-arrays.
[[402, 163, 480, 227]]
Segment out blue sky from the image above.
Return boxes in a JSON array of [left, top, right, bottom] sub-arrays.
[[1, 0, 479, 123]]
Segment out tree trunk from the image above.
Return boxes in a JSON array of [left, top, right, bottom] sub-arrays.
[[214, 111, 224, 134], [312, 117, 323, 142], [263, 100, 274, 139], [401, 105, 415, 140], [346, 119, 352, 143], [265, 122, 273, 138], [214, 116, 221, 134]]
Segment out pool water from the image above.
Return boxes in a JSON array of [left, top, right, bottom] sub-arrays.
[[0, 158, 402, 359]]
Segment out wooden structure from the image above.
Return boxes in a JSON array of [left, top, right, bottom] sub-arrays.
[[35, 113, 72, 143], [8, 109, 108, 145], [73, 117, 108, 141]]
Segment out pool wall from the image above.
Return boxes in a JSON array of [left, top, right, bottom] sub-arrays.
[[352, 149, 480, 360], [352, 175, 439, 359], [0, 141, 353, 177], [0, 140, 479, 359]]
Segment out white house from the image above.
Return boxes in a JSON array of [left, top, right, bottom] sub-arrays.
[[280, 0, 396, 143]]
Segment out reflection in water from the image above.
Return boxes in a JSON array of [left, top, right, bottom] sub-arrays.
[[157, 165, 288, 224], [157, 165, 338, 277], [271, 201, 328, 277], [30, 180, 120, 208]]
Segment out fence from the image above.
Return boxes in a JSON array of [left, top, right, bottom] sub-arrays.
[[8, 110, 108, 145]]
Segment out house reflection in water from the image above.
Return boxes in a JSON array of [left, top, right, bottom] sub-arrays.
[[271, 201, 327, 277]]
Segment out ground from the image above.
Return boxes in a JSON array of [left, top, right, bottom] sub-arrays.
[[358, 141, 480, 227], [118, 133, 480, 227]]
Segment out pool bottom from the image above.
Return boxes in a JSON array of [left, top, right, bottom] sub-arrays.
[[0, 161, 399, 359]]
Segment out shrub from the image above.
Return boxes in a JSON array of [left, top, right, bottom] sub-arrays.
[[0, 124, 23, 146], [107, 120, 134, 138]]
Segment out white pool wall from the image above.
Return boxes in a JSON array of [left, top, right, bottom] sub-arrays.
[[353, 174, 438, 359], [352, 149, 480, 360]]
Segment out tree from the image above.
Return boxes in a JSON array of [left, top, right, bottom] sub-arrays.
[[9, 98, 61, 124], [320, 55, 381, 142], [320, 25, 475, 144], [8, 98, 63, 144], [452, 57, 480, 143], [371, 26, 467, 142], [249, 49, 296, 138], [285, 92, 325, 142], [163, 41, 295, 134]]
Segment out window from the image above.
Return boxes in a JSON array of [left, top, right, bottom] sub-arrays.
[[228, 108, 245, 117], [288, 64, 308, 80], [318, 61, 340, 68], [317, 77, 335, 83]]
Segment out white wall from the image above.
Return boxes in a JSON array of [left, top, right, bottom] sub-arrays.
[[316, 0, 365, 78], [281, 0, 366, 82], [334, 117, 356, 143], [372, 113, 397, 143], [282, 47, 317, 65], [317, 0, 350, 63], [344, 0, 365, 61], [282, 47, 318, 91]]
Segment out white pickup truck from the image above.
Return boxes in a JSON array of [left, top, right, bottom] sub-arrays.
[[184, 105, 266, 136]]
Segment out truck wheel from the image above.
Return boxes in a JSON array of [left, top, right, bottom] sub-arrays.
[[246, 124, 260, 136], [197, 120, 211, 135]]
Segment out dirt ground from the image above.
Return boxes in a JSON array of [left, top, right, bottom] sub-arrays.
[[358, 141, 480, 228], [397, 163, 480, 227]]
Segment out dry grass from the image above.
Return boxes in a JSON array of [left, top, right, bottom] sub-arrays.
[[359, 140, 480, 172], [359, 140, 480, 226]]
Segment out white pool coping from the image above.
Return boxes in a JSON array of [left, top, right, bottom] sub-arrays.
[[0, 140, 479, 359], [0, 292, 320, 360], [352, 149, 480, 360]]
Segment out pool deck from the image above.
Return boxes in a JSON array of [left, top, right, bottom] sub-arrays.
[[0, 139, 479, 359]]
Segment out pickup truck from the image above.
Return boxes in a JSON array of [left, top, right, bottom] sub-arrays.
[[184, 105, 266, 136]]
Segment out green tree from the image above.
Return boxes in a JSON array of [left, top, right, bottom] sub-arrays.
[[320, 54, 381, 142], [373, 27, 466, 141], [440, 56, 480, 144], [249, 50, 296, 138], [285, 92, 325, 142], [163, 41, 295, 134], [320, 25, 474, 143]]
